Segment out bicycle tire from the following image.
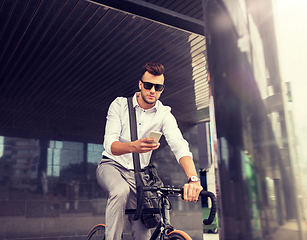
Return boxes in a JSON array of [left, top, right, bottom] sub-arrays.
[[167, 230, 192, 240], [86, 224, 105, 240]]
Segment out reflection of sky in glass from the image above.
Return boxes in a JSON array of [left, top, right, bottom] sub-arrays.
[[46, 141, 104, 176], [88, 143, 104, 164], [47, 141, 62, 177], [274, 0, 307, 221], [0, 136, 3, 158], [273, 0, 307, 163]]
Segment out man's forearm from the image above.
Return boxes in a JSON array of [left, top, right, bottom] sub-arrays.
[[111, 138, 160, 155], [179, 156, 199, 180], [111, 141, 134, 155]]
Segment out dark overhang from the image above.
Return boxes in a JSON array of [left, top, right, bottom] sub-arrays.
[[0, 0, 209, 143], [88, 0, 205, 35]]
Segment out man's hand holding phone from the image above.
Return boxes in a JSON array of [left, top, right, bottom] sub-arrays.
[[132, 131, 162, 153]]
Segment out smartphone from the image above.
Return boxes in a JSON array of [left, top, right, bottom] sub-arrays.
[[148, 131, 162, 142]]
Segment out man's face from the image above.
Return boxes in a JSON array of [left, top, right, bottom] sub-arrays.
[[139, 71, 164, 108]]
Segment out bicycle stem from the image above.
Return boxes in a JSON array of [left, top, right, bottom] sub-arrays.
[[161, 197, 171, 227]]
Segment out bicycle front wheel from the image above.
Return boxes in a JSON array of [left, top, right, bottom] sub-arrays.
[[86, 224, 105, 240], [167, 230, 192, 240]]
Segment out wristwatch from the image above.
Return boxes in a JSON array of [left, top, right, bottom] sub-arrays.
[[188, 175, 200, 183]]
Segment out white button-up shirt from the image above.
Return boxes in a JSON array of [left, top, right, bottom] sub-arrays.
[[102, 92, 192, 170]]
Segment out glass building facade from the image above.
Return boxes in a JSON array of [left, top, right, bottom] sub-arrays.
[[204, 0, 306, 240], [0, 0, 306, 240]]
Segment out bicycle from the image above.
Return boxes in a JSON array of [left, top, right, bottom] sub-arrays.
[[86, 186, 217, 240]]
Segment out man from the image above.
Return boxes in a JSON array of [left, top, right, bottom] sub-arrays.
[[96, 62, 203, 240]]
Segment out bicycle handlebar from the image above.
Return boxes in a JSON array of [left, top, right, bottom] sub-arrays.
[[134, 186, 217, 225], [200, 190, 217, 225]]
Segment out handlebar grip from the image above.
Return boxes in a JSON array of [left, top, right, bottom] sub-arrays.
[[132, 186, 145, 221], [180, 189, 217, 225], [201, 191, 217, 225]]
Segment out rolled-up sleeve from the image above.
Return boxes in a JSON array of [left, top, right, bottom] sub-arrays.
[[103, 98, 123, 155], [162, 111, 193, 163]]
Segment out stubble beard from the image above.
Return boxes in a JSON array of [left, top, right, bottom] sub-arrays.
[[140, 91, 157, 105]]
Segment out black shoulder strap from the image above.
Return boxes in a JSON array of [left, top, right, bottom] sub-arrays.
[[127, 97, 143, 186]]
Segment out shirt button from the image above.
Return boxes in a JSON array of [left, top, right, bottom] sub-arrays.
[[139, 123, 141, 125]]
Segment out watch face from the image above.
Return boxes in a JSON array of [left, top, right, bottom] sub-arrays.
[[191, 176, 198, 181], [190, 176, 199, 182]]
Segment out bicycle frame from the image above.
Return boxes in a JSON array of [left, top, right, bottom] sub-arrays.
[[150, 192, 175, 240]]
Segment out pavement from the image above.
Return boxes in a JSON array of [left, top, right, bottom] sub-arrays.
[[203, 233, 219, 240], [203, 220, 307, 240], [269, 219, 307, 240]]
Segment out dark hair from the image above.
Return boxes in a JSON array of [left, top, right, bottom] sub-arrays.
[[142, 62, 165, 77]]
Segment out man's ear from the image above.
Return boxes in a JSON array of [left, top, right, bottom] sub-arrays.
[[139, 81, 142, 90]]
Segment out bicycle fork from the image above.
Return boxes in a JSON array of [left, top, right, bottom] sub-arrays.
[[150, 195, 174, 240]]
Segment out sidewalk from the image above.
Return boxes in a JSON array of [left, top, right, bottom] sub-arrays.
[[269, 219, 307, 240], [203, 220, 307, 240], [203, 233, 219, 240]]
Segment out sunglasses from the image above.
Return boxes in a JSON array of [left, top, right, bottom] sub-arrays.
[[141, 80, 165, 92]]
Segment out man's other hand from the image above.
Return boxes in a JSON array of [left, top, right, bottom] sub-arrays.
[[183, 182, 203, 202]]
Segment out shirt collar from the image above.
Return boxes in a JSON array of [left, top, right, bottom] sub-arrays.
[[133, 92, 158, 112]]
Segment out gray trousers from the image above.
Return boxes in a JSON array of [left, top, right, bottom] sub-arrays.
[[96, 158, 151, 240]]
